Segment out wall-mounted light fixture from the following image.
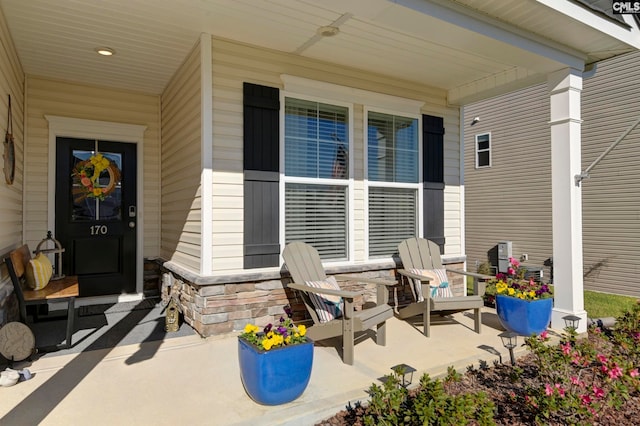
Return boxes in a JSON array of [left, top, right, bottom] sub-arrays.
[[470, 116, 480, 126]]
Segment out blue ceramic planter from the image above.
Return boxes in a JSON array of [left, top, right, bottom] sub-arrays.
[[238, 337, 314, 405], [496, 295, 553, 336]]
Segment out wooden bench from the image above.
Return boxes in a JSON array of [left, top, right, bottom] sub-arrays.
[[5, 245, 79, 350]]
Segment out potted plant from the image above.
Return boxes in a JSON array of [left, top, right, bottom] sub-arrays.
[[486, 257, 553, 336], [238, 305, 313, 405]]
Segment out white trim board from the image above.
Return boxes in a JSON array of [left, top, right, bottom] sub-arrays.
[[281, 74, 424, 114]]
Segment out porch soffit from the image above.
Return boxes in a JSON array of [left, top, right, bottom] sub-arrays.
[[0, 0, 638, 104]]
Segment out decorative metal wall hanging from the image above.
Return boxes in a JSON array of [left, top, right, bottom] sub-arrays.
[[3, 94, 15, 185]]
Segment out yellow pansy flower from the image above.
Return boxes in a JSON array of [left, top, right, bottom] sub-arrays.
[[239, 307, 309, 351], [243, 323, 259, 334]]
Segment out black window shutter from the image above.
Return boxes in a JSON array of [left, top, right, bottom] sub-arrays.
[[423, 114, 445, 254], [243, 83, 280, 268]]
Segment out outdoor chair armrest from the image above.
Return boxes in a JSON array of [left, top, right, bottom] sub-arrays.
[[287, 282, 363, 300], [445, 268, 489, 297], [334, 274, 398, 287], [445, 268, 493, 281], [334, 274, 396, 306], [397, 269, 432, 282]]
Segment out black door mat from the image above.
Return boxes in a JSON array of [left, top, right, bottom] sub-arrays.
[[78, 298, 160, 317]]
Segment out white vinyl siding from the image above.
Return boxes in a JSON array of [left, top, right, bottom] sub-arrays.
[[210, 37, 461, 273], [161, 41, 202, 273]]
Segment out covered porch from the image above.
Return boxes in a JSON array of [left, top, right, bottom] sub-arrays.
[[1, 0, 640, 340]]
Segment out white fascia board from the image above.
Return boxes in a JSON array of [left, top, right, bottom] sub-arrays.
[[394, 0, 587, 68], [536, 0, 640, 49], [448, 71, 547, 106]]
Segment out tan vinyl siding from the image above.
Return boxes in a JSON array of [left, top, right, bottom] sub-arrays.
[[464, 50, 640, 296], [464, 84, 552, 274], [161, 41, 202, 273], [581, 51, 640, 296], [0, 6, 25, 310], [25, 77, 161, 257], [210, 37, 461, 273], [0, 5, 24, 250]]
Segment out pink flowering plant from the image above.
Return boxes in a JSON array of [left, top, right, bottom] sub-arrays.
[[514, 301, 640, 424], [333, 302, 640, 424], [240, 305, 307, 351], [484, 256, 552, 304]]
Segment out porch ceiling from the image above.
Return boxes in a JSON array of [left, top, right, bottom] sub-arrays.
[[1, 0, 638, 104]]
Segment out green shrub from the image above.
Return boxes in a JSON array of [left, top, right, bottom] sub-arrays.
[[477, 261, 493, 276], [362, 370, 496, 425]]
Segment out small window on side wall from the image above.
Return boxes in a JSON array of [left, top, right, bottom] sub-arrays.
[[475, 133, 491, 168]]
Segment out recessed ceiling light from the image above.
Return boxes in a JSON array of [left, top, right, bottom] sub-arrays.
[[95, 47, 115, 56], [317, 26, 339, 37]]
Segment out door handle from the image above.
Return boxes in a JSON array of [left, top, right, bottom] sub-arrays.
[[128, 221, 136, 228]]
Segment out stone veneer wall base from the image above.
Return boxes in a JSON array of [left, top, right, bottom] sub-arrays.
[[160, 262, 466, 338]]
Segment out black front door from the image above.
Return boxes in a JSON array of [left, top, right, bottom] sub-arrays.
[[55, 137, 137, 297]]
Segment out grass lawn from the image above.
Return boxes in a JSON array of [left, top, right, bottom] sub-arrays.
[[584, 290, 638, 319]]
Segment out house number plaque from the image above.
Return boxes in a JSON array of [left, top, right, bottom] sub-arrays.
[[90, 225, 108, 235]]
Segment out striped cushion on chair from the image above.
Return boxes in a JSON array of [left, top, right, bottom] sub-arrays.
[[409, 268, 453, 301], [305, 276, 344, 323]]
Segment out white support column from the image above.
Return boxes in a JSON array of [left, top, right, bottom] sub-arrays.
[[200, 33, 213, 275], [548, 68, 588, 333]]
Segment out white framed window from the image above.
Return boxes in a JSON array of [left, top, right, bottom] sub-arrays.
[[475, 133, 491, 168], [280, 74, 425, 263], [365, 109, 421, 258], [282, 96, 352, 260]]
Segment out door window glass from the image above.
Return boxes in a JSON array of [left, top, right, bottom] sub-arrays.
[[71, 150, 123, 221]]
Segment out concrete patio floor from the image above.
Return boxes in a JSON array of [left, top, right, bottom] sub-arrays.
[[0, 307, 541, 425]]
